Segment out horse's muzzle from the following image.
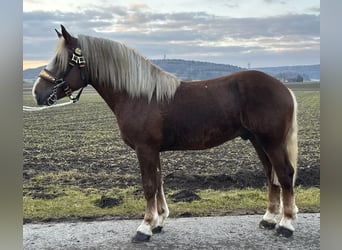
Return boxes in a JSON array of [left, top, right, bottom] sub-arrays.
[[35, 95, 47, 106]]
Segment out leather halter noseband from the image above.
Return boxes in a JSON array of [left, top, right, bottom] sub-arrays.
[[39, 45, 88, 106]]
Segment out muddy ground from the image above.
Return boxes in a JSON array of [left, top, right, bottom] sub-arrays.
[[23, 134, 320, 195]]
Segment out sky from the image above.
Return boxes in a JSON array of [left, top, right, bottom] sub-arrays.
[[23, 0, 320, 70]]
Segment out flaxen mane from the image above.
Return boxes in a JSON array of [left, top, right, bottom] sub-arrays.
[[76, 35, 180, 101]]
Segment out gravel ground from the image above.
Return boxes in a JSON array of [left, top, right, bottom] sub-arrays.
[[24, 213, 320, 250]]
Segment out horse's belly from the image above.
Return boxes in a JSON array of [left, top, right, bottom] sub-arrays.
[[160, 126, 240, 151]]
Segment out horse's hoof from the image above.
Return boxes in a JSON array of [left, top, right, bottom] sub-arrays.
[[276, 226, 294, 238], [152, 226, 163, 234], [259, 220, 276, 230], [131, 231, 151, 243]]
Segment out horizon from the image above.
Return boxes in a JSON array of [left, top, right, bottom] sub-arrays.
[[23, 58, 320, 84], [23, 58, 320, 71]]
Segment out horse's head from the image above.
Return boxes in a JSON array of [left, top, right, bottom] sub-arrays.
[[32, 25, 87, 106]]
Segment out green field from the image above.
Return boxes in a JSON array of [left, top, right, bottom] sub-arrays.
[[23, 87, 320, 222]]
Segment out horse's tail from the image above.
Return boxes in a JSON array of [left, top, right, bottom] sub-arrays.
[[272, 88, 298, 186], [286, 89, 298, 186]]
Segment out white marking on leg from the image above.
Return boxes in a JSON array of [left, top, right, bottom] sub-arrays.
[[293, 204, 299, 219], [156, 210, 168, 228], [262, 209, 278, 224], [158, 207, 169, 227], [272, 168, 280, 186], [137, 208, 159, 236], [279, 216, 295, 231], [137, 222, 153, 236], [294, 205, 298, 214], [279, 192, 297, 230], [156, 186, 169, 228], [279, 199, 284, 214], [137, 193, 159, 236]]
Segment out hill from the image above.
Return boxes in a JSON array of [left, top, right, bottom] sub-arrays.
[[24, 66, 45, 83], [23, 60, 319, 83], [254, 64, 320, 81], [152, 59, 243, 80]]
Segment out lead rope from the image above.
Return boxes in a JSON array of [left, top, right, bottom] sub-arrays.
[[23, 86, 85, 111], [23, 100, 75, 111]]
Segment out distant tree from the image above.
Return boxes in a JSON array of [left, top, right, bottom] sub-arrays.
[[275, 72, 305, 82], [296, 74, 304, 82]]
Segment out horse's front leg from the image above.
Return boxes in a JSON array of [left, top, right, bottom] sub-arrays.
[[132, 146, 162, 242], [153, 180, 169, 234]]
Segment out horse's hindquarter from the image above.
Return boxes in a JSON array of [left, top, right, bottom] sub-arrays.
[[236, 71, 294, 139], [160, 78, 243, 151]]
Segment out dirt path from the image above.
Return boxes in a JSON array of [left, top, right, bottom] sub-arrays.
[[24, 213, 319, 249]]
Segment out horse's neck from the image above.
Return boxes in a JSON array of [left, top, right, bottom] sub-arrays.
[[91, 83, 138, 117]]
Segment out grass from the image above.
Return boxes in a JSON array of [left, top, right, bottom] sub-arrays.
[[24, 187, 146, 222], [23, 186, 320, 222]]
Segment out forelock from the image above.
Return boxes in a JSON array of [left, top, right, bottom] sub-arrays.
[[54, 37, 69, 75]]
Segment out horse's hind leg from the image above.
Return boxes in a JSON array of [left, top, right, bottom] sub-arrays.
[[262, 144, 298, 237], [250, 137, 281, 229]]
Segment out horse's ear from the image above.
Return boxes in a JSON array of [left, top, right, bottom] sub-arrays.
[[60, 25, 75, 45], [55, 28, 62, 38]]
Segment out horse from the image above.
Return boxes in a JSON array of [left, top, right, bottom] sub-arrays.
[[32, 25, 299, 242]]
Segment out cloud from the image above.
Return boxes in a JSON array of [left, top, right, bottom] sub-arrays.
[[23, 5, 320, 67]]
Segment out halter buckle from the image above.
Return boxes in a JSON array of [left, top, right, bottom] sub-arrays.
[[71, 48, 86, 65], [74, 47, 82, 55]]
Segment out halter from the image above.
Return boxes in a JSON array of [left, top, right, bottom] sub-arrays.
[[39, 45, 88, 106]]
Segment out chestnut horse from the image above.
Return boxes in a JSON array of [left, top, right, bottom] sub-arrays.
[[32, 26, 298, 241]]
